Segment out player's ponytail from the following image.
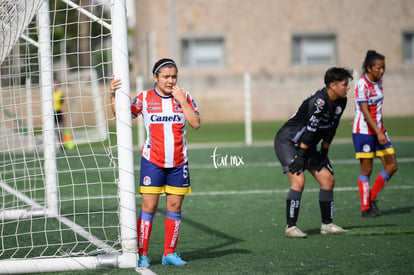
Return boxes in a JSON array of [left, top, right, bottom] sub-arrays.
[[362, 50, 385, 75]]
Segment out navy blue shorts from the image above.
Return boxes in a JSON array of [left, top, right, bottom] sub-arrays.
[[139, 157, 191, 195], [352, 132, 394, 159]]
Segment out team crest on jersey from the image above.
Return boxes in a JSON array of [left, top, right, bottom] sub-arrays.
[[362, 144, 371, 153], [335, 106, 342, 115], [173, 98, 183, 111], [315, 98, 325, 107], [143, 176, 151, 186]]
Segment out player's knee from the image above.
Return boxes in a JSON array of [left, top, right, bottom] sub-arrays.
[[386, 162, 398, 175], [141, 203, 158, 214], [361, 167, 373, 176]]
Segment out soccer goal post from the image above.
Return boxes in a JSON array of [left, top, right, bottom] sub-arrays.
[[0, 0, 137, 273]]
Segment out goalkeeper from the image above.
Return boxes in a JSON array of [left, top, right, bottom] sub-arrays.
[[274, 67, 352, 238]]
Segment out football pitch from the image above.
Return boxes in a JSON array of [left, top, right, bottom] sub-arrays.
[[38, 118, 414, 274]]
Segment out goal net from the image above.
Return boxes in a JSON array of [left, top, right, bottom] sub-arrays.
[[0, 0, 137, 273]]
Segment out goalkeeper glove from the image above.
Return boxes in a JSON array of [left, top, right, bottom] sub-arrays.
[[289, 147, 307, 175], [318, 148, 334, 175]]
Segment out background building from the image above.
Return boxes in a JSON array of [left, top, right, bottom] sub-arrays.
[[132, 0, 414, 122]]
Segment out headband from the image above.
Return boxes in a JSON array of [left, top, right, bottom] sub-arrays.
[[153, 60, 176, 75]]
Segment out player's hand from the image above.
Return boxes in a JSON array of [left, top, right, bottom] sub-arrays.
[[318, 154, 334, 175], [377, 132, 388, 146], [289, 147, 308, 175], [171, 85, 186, 104], [110, 74, 122, 93], [289, 155, 305, 175]]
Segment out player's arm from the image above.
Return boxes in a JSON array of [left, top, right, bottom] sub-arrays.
[[359, 102, 387, 145], [172, 85, 200, 130], [289, 101, 321, 174], [300, 96, 325, 147]]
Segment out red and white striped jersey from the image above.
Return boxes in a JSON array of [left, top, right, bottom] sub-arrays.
[[352, 75, 384, 135], [131, 89, 199, 168]]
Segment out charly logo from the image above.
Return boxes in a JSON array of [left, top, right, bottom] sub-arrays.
[[211, 147, 244, 169]]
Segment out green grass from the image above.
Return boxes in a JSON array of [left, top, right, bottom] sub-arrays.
[[2, 117, 414, 274], [45, 141, 414, 274], [181, 116, 414, 144]]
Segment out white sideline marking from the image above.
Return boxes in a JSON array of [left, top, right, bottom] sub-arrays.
[[187, 185, 414, 196], [133, 157, 414, 170], [57, 184, 414, 201], [135, 267, 157, 275]]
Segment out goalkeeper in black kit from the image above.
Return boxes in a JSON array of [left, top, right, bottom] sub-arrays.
[[274, 67, 353, 238]]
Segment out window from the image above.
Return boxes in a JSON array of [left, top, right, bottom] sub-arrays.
[[402, 32, 414, 63], [292, 34, 336, 65], [181, 37, 225, 69]]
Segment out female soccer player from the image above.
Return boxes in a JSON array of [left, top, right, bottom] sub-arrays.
[[110, 58, 200, 267], [352, 50, 398, 217], [274, 67, 352, 238]]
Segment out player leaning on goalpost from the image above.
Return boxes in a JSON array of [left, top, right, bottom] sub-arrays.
[[110, 58, 200, 268], [274, 67, 352, 238]]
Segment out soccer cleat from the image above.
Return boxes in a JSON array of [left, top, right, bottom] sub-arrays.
[[320, 223, 349, 234], [162, 252, 187, 266], [285, 226, 307, 238], [362, 209, 379, 218], [137, 255, 150, 267], [370, 201, 382, 216]]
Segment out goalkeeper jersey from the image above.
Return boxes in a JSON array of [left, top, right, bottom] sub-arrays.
[[131, 88, 199, 168], [277, 87, 347, 148], [352, 74, 384, 135]]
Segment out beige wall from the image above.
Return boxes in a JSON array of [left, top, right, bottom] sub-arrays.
[[133, 0, 414, 122]]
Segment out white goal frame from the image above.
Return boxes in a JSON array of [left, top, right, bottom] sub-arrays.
[[0, 0, 136, 273]]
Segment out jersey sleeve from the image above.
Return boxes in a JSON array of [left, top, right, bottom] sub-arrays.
[[186, 91, 200, 115], [355, 79, 368, 104], [131, 92, 144, 119]]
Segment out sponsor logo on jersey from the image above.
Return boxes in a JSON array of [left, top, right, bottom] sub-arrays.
[[150, 114, 182, 122], [368, 95, 383, 105], [148, 106, 162, 111]]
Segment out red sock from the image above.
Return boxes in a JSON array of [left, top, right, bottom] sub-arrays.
[[137, 217, 153, 256], [164, 215, 181, 256], [358, 178, 370, 211], [370, 172, 387, 202]]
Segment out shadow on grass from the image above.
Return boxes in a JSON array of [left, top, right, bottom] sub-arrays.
[[156, 208, 251, 263], [303, 205, 413, 237], [380, 206, 413, 215], [305, 223, 414, 237]]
